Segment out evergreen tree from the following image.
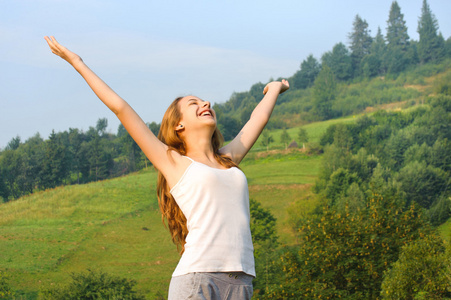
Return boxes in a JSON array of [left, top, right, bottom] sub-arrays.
[[5, 136, 21, 151], [385, 1, 411, 73], [312, 65, 337, 120], [361, 27, 386, 77], [386, 1, 409, 50], [321, 43, 353, 81], [292, 54, 321, 89], [349, 15, 373, 76], [68, 128, 84, 184], [417, 0, 446, 63], [39, 130, 69, 189]]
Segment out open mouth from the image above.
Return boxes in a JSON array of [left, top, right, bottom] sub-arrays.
[[199, 110, 212, 117]]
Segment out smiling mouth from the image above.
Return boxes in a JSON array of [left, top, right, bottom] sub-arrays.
[[199, 111, 212, 117]]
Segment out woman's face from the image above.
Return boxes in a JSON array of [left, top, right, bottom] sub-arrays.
[[176, 96, 217, 131]]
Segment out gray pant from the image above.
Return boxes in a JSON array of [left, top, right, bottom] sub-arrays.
[[168, 272, 253, 300]]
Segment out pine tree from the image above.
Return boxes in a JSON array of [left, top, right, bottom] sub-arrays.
[[349, 15, 373, 75], [386, 1, 409, 50], [292, 54, 321, 89], [322, 43, 353, 81], [312, 65, 337, 120], [417, 0, 446, 63], [385, 1, 411, 73]]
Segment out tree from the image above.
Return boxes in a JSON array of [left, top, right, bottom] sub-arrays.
[[280, 129, 291, 150], [312, 65, 337, 120], [266, 194, 429, 299], [349, 15, 373, 75], [297, 128, 309, 149], [260, 129, 274, 151], [381, 234, 451, 299], [5, 136, 21, 151], [386, 1, 409, 50], [321, 43, 353, 81], [396, 161, 448, 209], [292, 55, 321, 89], [68, 128, 84, 184], [361, 27, 386, 77], [217, 115, 241, 141], [95, 117, 108, 136], [250, 199, 280, 296], [417, 0, 446, 63], [385, 1, 411, 73], [39, 130, 69, 189], [147, 121, 160, 136]]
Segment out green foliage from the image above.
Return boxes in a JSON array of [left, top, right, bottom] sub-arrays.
[[266, 193, 429, 299], [0, 270, 14, 299], [279, 129, 291, 149], [322, 43, 353, 81], [312, 65, 337, 120], [396, 161, 448, 209], [417, 0, 446, 64], [292, 55, 321, 89], [381, 234, 451, 299], [316, 100, 451, 227], [250, 199, 281, 295], [39, 269, 146, 300], [349, 15, 373, 76], [260, 129, 274, 151], [386, 1, 410, 51]]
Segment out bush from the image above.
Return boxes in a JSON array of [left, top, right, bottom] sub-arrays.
[[39, 269, 146, 300], [0, 270, 14, 299], [381, 234, 451, 299]]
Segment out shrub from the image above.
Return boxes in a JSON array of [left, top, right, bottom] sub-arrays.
[[0, 270, 14, 299], [39, 269, 146, 300]]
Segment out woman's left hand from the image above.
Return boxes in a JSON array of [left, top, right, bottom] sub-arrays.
[[263, 79, 289, 95]]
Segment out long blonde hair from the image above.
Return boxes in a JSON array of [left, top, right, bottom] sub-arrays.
[[156, 96, 237, 254]]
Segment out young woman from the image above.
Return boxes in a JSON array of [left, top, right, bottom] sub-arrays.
[[45, 36, 289, 299]]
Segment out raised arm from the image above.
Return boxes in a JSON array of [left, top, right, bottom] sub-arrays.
[[220, 79, 289, 164], [44, 36, 183, 179]]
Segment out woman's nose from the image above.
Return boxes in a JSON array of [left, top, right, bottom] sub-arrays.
[[202, 101, 211, 108]]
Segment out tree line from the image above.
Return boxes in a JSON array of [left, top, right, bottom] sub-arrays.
[[0, 119, 160, 202]]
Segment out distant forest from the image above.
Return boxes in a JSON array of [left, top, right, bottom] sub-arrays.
[[1, 0, 450, 203]]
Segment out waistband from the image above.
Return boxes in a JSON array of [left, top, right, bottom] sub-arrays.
[[198, 272, 254, 285]]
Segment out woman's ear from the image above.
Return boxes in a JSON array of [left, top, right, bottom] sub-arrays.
[[175, 124, 184, 131]]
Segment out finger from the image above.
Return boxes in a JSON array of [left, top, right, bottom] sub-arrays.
[[263, 85, 268, 95]]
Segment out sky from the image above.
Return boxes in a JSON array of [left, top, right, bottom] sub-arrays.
[[1, 0, 450, 149]]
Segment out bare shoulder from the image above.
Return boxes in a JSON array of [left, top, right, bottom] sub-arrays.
[[159, 150, 193, 189]]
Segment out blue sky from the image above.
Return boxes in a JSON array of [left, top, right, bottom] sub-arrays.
[[1, 0, 450, 149]]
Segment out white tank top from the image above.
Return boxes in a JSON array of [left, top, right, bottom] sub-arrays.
[[170, 156, 255, 277]]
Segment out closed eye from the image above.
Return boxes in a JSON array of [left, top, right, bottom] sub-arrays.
[[188, 99, 198, 105]]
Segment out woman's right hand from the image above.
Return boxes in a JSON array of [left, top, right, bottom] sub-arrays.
[[44, 36, 82, 66]]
